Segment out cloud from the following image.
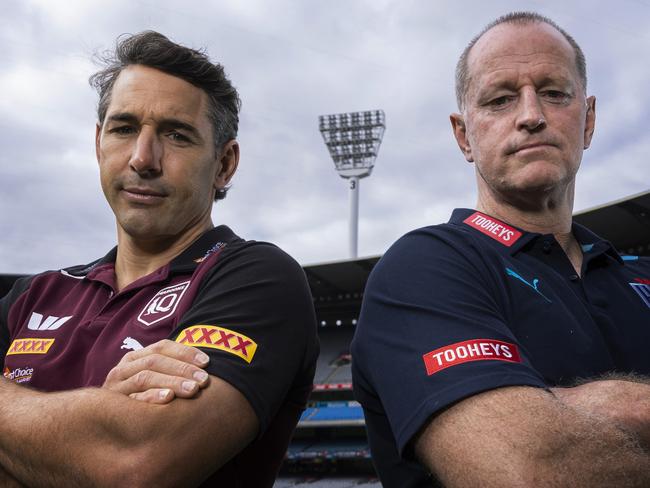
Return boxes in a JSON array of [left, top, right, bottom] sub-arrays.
[[1, 0, 649, 274]]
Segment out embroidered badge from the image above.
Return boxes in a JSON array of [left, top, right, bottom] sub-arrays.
[[629, 283, 650, 308]]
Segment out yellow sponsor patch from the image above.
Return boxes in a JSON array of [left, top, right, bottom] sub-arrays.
[[175, 326, 257, 363], [7, 338, 55, 355]]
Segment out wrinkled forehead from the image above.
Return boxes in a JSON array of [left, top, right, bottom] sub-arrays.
[[466, 22, 580, 91]]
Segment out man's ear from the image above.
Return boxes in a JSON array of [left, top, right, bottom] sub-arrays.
[[95, 123, 102, 164], [583, 96, 596, 150], [214, 140, 240, 191], [450, 113, 473, 162]]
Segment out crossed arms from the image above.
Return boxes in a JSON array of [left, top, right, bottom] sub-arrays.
[[415, 376, 650, 487], [0, 340, 258, 487]]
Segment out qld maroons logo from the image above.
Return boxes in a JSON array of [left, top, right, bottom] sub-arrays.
[[137, 281, 191, 326]]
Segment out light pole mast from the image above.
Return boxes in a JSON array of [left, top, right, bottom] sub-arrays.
[[318, 110, 386, 259]]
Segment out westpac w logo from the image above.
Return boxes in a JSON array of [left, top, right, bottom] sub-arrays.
[[27, 312, 72, 331], [629, 283, 650, 309]]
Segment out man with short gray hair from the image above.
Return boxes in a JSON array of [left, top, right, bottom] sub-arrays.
[[352, 12, 650, 487]]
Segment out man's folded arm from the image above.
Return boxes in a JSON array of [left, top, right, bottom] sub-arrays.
[[414, 385, 650, 488], [552, 375, 650, 450], [0, 374, 258, 488]]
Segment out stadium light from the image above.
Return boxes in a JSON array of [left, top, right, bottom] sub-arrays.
[[318, 110, 386, 258]]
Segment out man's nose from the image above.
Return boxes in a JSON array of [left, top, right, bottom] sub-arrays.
[[129, 128, 162, 175], [515, 89, 546, 132]]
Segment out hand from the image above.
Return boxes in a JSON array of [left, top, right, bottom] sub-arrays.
[[553, 380, 650, 448], [103, 339, 210, 404]]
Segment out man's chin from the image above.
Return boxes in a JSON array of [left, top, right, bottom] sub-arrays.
[[117, 218, 170, 241]]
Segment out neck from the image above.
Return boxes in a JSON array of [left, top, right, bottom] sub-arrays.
[[476, 181, 583, 274], [476, 176, 576, 234], [114, 221, 212, 291]]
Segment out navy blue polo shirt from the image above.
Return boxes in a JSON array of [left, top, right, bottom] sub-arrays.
[[351, 208, 650, 487]]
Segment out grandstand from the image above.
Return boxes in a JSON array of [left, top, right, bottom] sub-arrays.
[[1, 191, 648, 485]]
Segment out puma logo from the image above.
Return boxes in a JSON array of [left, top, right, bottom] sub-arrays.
[[121, 337, 144, 351]]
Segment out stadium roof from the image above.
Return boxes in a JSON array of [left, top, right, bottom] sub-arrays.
[[573, 189, 650, 256], [302, 256, 380, 325], [303, 256, 380, 299]]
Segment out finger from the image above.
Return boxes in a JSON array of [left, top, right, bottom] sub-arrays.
[[125, 370, 203, 398], [129, 388, 175, 405], [123, 339, 210, 367], [108, 354, 210, 386]]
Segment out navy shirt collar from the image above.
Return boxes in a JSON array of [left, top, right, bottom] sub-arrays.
[[448, 208, 622, 264]]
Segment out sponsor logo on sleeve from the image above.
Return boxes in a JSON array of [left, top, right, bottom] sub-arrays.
[[629, 282, 650, 308], [6, 338, 55, 355], [137, 281, 191, 326], [3, 366, 34, 383], [175, 325, 257, 363], [422, 339, 522, 376], [463, 212, 522, 247]]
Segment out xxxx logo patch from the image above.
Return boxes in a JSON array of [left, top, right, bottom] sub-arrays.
[[7, 338, 55, 355], [175, 326, 257, 363]]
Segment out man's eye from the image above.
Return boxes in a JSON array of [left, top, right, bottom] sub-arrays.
[[540, 90, 571, 104], [487, 96, 514, 108], [109, 126, 136, 135], [168, 131, 191, 143]]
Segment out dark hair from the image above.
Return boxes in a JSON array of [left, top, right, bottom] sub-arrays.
[[89, 31, 241, 200], [455, 12, 587, 110]]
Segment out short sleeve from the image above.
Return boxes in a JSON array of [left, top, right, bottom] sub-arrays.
[[351, 228, 547, 455], [0, 276, 35, 364], [170, 242, 318, 435]]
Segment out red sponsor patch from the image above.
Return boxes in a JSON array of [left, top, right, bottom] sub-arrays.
[[634, 278, 650, 285], [463, 212, 522, 247], [423, 339, 521, 376]]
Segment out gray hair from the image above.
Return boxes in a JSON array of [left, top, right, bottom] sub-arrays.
[[455, 12, 587, 110]]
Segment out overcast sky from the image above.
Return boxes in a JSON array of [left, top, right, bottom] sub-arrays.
[[1, 0, 649, 274]]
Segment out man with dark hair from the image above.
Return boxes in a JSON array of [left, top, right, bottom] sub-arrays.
[[0, 31, 318, 487], [352, 12, 650, 487]]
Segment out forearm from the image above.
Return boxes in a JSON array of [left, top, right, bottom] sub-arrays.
[[0, 374, 256, 488], [0, 464, 27, 487], [0, 379, 155, 487], [553, 377, 650, 450], [416, 386, 650, 487]]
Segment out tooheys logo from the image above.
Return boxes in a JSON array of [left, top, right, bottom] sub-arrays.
[[7, 338, 55, 355], [463, 212, 522, 247], [175, 325, 257, 363], [423, 339, 521, 376], [138, 281, 191, 326]]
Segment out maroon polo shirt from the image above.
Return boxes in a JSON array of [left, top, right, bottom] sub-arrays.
[[0, 226, 319, 487]]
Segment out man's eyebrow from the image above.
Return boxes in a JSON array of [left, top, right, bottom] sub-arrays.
[[106, 112, 139, 124], [104, 114, 204, 141], [158, 119, 203, 141]]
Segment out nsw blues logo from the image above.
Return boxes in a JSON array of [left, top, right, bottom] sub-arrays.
[[629, 280, 650, 309]]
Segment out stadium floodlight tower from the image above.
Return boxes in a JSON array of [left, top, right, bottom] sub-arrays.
[[319, 110, 386, 259]]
